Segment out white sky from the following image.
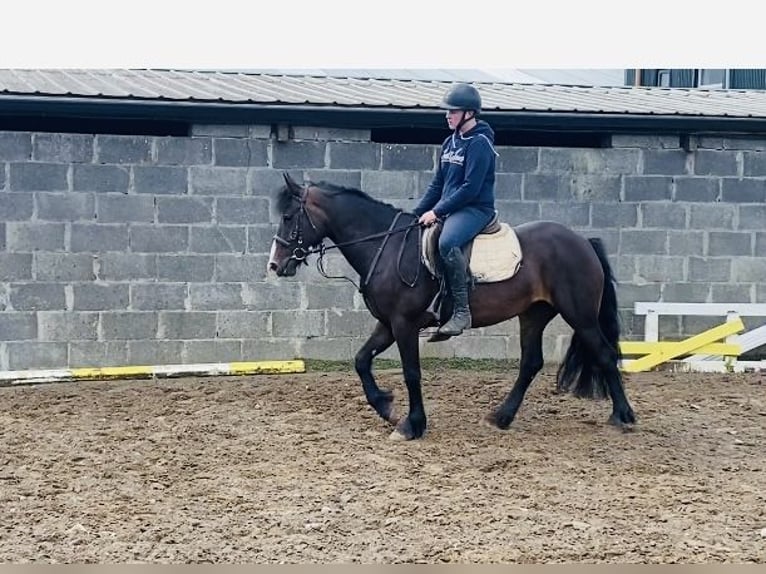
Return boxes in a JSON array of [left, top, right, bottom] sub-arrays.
[[2, 0, 760, 69]]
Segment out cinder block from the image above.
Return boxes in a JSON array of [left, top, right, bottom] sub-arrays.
[[496, 147, 538, 173], [184, 340, 242, 363], [188, 283, 243, 310], [624, 176, 672, 201], [9, 162, 68, 191], [36, 192, 96, 221], [69, 341, 128, 368], [101, 311, 158, 340], [70, 223, 129, 252], [7, 342, 67, 369], [640, 203, 686, 229], [188, 226, 246, 253], [96, 194, 155, 223], [156, 137, 212, 165], [643, 149, 689, 175], [73, 164, 130, 193], [214, 138, 268, 167], [96, 135, 151, 164], [0, 312, 36, 341], [0, 253, 33, 281], [620, 229, 667, 255], [708, 231, 753, 256], [216, 310, 270, 338], [328, 142, 380, 169], [381, 144, 434, 171], [156, 255, 214, 282], [72, 283, 130, 310], [721, 178, 766, 203], [7, 222, 65, 251], [688, 204, 735, 230], [272, 141, 326, 169], [694, 150, 738, 176], [33, 133, 93, 163], [158, 311, 217, 339], [127, 340, 184, 365], [130, 283, 187, 310], [97, 253, 157, 281], [157, 197, 214, 224], [190, 166, 248, 195], [38, 311, 98, 341], [0, 132, 32, 160], [34, 253, 95, 281], [133, 166, 188, 195], [674, 177, 719, 202], [215, 197, 270, 224], [129, 225, 189, 253]]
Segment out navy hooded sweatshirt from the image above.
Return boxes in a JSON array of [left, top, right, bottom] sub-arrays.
[[414, 119, 497, 218]]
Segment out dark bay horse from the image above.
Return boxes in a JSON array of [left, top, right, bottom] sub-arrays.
[[268, 173, 635, 440]]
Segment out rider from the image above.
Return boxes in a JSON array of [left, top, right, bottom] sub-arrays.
[[414, 83, 498, 337]]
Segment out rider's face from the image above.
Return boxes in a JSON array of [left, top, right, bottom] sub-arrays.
[[446, 109, 464, 130], [445, 108, 474, 131]]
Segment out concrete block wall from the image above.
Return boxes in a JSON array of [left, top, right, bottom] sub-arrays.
[[1, 126, 765, 370]]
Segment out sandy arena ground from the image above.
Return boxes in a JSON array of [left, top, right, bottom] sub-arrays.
[[1, 365, 764, 563]]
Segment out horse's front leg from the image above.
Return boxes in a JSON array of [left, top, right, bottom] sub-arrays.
[[389, 322, 427, 441], [355, 321, 397, 424]]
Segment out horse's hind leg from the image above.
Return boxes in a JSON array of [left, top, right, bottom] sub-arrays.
[[485, 303, 558, 430], [355, 321, 397, 424], [573, 326, 636, 427]]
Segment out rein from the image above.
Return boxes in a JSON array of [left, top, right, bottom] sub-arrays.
[[315, 213, 422, 292]]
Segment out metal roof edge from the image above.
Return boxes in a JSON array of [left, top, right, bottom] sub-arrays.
[[3, 94, 766, 134]]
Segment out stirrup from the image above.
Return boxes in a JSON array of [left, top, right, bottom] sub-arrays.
[[437, 310, 471, 336]]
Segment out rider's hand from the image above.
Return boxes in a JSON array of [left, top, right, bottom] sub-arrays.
[[418, 210, 438, 226]]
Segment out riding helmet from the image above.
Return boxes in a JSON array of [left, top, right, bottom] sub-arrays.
[[441, 83, 482, 113]]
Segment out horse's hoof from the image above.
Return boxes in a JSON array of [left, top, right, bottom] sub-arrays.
[[483, 411, 512, 430], [389, 429, 410, 441], [608, 412, 637, 431], [480, 414, 503, 431], [388, 416, 425, 440]]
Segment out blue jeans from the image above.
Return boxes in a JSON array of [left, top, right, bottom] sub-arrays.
[[438, 206, 495, 258]]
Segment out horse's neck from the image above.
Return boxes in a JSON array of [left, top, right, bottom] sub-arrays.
[[325, 202, 403, 276]]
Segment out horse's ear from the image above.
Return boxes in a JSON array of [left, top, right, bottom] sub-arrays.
[[282, 172, 302, 197]]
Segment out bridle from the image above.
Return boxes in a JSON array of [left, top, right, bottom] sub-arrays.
[[273, 185, 423, 291], [272, 188, 320, 265]]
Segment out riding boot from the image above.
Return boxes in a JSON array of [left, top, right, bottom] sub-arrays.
[[437, 247, 472, 336]]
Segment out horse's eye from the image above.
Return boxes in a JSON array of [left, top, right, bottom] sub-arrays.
[[282, 214, 293, 222]]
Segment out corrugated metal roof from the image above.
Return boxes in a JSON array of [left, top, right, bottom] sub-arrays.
[[239, 68, 626, 86], [1, 68, 765, 119]]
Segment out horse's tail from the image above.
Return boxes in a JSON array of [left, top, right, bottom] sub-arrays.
[[556, 237, 621, 399]]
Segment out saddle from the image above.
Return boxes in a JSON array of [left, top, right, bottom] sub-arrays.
[[421, 211, 523, 284], [420, 211, 523, 341]]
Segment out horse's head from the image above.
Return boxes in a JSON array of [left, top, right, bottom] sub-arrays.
[[267, 172, 327, 277]]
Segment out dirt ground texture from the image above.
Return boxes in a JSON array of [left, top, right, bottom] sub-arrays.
[[0, 364, 765, 564]]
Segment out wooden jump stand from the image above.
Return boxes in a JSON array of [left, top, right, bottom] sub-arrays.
[[620, 303, 766, 373]]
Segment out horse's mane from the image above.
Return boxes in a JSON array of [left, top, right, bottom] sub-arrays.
[[314, 181, 402, 213], [274, 179, 400, 215]]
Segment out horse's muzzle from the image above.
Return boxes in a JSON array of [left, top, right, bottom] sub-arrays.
[[267, 258, 298, 277]]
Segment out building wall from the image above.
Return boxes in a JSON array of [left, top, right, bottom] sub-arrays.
[[1, 125, 765, 370]]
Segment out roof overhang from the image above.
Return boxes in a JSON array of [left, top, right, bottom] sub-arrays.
[[2, 95, 766, 135]]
